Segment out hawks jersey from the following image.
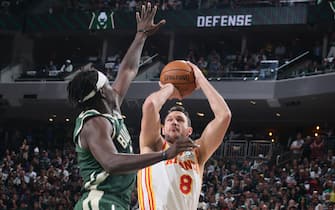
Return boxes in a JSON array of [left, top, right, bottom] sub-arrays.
[[73, 109, 135, 210], [137, 141, 202, 210]]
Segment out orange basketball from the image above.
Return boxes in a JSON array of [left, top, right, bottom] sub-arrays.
[[160, 60, 196, 97]]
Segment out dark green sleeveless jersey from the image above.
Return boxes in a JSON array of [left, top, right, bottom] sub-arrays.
[[73, 109, 135, 210]]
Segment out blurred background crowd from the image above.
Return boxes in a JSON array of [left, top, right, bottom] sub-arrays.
[[0, 125, 334, 210]]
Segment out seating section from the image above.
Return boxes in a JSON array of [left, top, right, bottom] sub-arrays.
[[0, 125, 334, 209]]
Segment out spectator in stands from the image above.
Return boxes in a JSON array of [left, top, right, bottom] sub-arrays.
[[301, 135, 312, 161], [47, 60, 57, 71], [1, 124, 335, 209], [274, 42, 286, 60], [0, 0, 10, 14], [287, 199, 298, 210], [60, 59, 73, 73], [111, 57, 121, 78], [167, 0, 183, 10], [39, 150, 51, 170], [105, 51, 122, 79], [197, 193, 208, 210], [327, 33, 335, 59], [197, 56, 208, 75], [208, 56, 223, 77], [290, 132, 304, 160], [264, 42, 274, 59], [186, 49, 197, 63], [128, 0, 137, 12], [0, 192, 7, 209], [19, 138, 29, 161], [313, 41, 322, 63], [311, 135, 325, 161], [66, 3, 197, 209], [26, 165, 37, 182], [251, 154, 267, 173]]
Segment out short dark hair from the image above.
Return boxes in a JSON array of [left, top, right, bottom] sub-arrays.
[[166, 105, 191, 126], [67, 68, 99, 108]]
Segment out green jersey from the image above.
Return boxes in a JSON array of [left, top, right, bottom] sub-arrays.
[[73, 109, 135, 210]]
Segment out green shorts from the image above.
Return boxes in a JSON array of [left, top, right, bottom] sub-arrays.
[[74, 190, 129, 210]]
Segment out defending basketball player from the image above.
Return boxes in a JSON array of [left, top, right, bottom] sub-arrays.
[[67, 3, 198, 210], [137, 62, 232, 210]]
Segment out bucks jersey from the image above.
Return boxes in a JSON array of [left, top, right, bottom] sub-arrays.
[[137, 141, 202, 210], [73, 109, 135, 210]]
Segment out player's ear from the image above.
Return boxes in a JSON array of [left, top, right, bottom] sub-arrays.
[[162, 125, 166, 135], [99, 86, 107, 98], [187, 127, 193, 136]]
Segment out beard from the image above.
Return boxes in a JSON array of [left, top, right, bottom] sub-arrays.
[[164, 133, 181, 143], [164, 134, 175, 142]]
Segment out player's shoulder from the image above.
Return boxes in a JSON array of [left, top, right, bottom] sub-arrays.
[[193, 137, 202, 145], [83, 115, 112, 133]]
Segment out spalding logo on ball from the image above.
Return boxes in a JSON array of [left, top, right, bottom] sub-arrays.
[[159, 60, 196, 97]]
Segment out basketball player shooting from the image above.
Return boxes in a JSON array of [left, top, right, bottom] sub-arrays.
[[137, 62, 232, 210]]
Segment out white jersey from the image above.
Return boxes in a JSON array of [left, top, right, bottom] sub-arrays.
[[137, 141, 202, 210]]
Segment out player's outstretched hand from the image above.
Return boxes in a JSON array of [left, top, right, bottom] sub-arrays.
[[136, 2, 166, 37], [164, 137, 199, 160]]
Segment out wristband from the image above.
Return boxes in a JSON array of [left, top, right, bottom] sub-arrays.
[[162, 151, 167, 160], [137, 29, 148, 33]]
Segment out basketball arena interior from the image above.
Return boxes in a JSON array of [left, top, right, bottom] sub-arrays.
[[0, 0, 335, 209]]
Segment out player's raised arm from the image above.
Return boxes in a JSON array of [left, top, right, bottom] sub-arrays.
[[112, 2, 165, 104], [187, 62, 232, 166], [140, 83, 182, 153]]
